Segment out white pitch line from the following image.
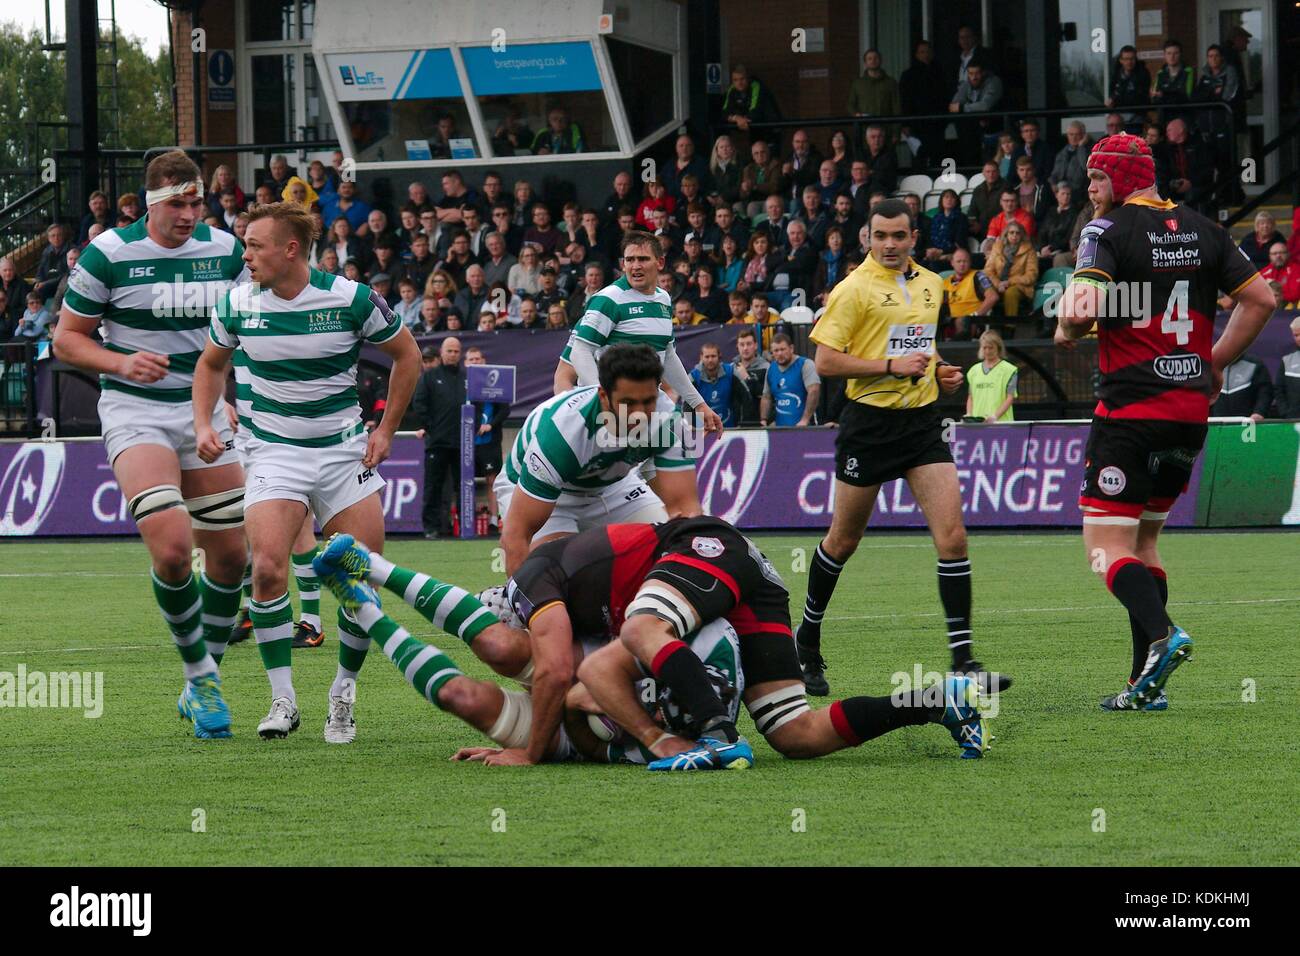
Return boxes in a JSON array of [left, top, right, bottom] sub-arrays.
[[825, 595, 1300, 622]]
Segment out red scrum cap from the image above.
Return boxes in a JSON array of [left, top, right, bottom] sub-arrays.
[[1086, 133, 1156, 202]]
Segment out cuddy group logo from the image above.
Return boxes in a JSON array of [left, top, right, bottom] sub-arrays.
[[1, 443, 66, 535], [339, 64, 383, 88], [1154, 353, 1203, 382], [697, 431, 769, 524]]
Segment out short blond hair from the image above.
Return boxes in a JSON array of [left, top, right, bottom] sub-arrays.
[[978, 328, 1007, 360], [246, 201, 320, 251]]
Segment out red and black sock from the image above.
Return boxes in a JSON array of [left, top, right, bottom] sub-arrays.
[[1128, 565, 1169, 682], [650, 640, 733, 740], [828, 690, 938, 746], [1108, 558, 1171, 680]]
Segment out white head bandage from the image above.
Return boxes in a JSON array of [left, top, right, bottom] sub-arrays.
[[145, 180, 204, 206]]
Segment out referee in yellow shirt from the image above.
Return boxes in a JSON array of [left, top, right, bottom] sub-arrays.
[[796, 198, 1011, 697]]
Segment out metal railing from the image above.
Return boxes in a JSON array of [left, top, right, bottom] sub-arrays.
[[0, 182, 61, 263], [0, 340, 40, 436]]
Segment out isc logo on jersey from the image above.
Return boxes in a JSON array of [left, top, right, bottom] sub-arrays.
[[887, 324, 936, 354]]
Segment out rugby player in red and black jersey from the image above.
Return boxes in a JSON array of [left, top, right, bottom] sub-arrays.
[[310, 516, 992, 769], [1056, 133, 1275, 711]]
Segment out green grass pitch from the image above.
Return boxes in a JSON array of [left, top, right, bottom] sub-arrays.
[[1, 531, 1294, 866]]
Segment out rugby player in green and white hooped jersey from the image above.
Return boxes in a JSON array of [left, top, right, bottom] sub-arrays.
[[193, 201, 422, 743], [497, 344, 702, 576], [53, 150, 248, 740]]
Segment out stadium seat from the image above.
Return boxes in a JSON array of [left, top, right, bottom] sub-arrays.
[[812, 306, 827, 322], [966, 171, 986, 191], [923, 192, 942, 212], [781, 305, 816, 325], [899, 174, 933, 196], [933, 172, 968, 193], [1033, 280, 1066, 314], [752, 212, 768, 228], [968, 237, 981, 253], [938, 270, 955, 280], [1041, 265, 1074, 289]]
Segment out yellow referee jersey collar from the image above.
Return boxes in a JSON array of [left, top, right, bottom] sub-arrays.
[[863, 252, 921, 279]]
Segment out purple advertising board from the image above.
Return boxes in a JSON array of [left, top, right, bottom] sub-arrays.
[[695, 423, 1201, 529], [2, 424, 1200, 536]]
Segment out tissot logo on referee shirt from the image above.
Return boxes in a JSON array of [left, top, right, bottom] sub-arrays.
[[886, 323, 936, 354]]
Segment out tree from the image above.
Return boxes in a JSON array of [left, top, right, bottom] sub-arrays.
[[110, 33, 174, 151]]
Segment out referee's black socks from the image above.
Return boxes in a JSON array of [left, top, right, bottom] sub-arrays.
[[937, 557, 974, 669], [798, 542, 846, 653], [830, 690, 938, 745], [1125, 563, 1170, 682]]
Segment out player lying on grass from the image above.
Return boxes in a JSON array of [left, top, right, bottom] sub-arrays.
[[312, 515, 993, 768], [300, 529, 737, 763]]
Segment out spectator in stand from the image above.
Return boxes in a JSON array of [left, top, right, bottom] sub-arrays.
[[1212, 354, 1274, 421], [965, 329, 1018, 421], [413, 297, 444, 334], [762, 333, 820, 427], [689, 265, 727, 323], [413, 336, 465, 538], [1273, 317, 1300, 417], [369, 272, 396, 309], [1050, 121, 1091, 196], [601, 170, 637, 225], [983, 188, 1037, 252], [968, 159, 1008, 240], [406, 181, 434, 216], [1106, 45, 1151, 127], [1238, 211, 1285, 268], [635, 178, 674, 231], [859, 123, 899, 198], [574, 208, 607, 262], [491, 105, 534, 157], [401, 232, 437, 292], [1012, 155, 1052, 229], [773, 219, 817, 307], [723, 62, 778, 143], [454, 204, 490, 259], [754, 193, 791, 252], [479, 231, 517, 289], [820, 130, 851, 183], [1011, 118, 1054, 185], [740, 231, 780, 298], [796, 184, 832, 250], [253, 183, 276, 207], [1038, 182, 1080, 268], [903, 193, 930, 252], [827, 193, 861, 247], [489, 203, 523, 255], [691, 342, 752, 427], [319, 179, 371, 232], [949, 62, 1004, 163], [366, 237, 400, 285], [747, 291, 780, 347], [454, 264, 490, 320], [952, 25, 993, 90], [436, 170, 479, 226], [423, 269, 459, 319], [991, 132, 1016, 181], [13, 290, 52, 342], [1, 256, 32, 329], [531, 106, 584, 154], [1105, 112, 1125, 136], [941, 246, 999, 339], [733, 327, 769, 423], [117, 192, 142, 223], [814, 159, 844, 211], [35, 223, 71, 302], [566, 262, 605, 325], [558, 241, 588, 293], [981, 220, 1037, 319], [392, 277, 422, 328], [1259, 242, 1300, 307], [723, 290, 749, 324], [534, 267, 566, 315], [609, 206, 637, 263], [50, 246, 79, 313], [437, 231, 475, 288], [847, 49, 901, 119], [510, 180, 535, 230], [522, 202, 561, 258], [663, 133, 711, 203], [78, 191, 112, 245], [813, 226, 849, 306], [899, 39, 948, 163], [782, 129, 822, 211], [317, 246, 341, 276], [740, 138, 785, 218], [265, 154, 293, 194], [307, 159, 335, 197], [705, 203, 749, 253], [342, 258, 363, 282], [211, 190, 240, 232], [516, 295, 543, 330], [476, 310, 497, 332], [1157, 117, 1215, 213], [507, 244, 542, 296], [1151, 39, 1196, 109], [672, 297, 703, 327], [545, 302, 570, 330], [1196, 44, 1243, 195], [0, 288, 9, 339], [923, 189, 969, 270]]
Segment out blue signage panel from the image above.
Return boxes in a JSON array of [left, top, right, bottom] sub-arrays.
[[461, 42, 602, 96], [466, 364, 517, 403]]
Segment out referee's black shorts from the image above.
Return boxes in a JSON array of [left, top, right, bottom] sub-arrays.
[[473, 441, 502, 478], [834, 401, 954, 487]]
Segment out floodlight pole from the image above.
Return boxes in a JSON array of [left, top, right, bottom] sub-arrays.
[[65, 0, 99, 212]]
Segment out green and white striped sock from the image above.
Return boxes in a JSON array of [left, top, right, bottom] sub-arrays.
[[354, 602, 463, 708], [292, 547, 322, 631], [199, 572, 242, 665], [250, 592, 295, 703], [240, 561, 253, 610], [365, 552, 498, 647], [151, 570, 216, 680], [332, 607, 369, 698]]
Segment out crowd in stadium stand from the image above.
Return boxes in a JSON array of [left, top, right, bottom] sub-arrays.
[[5, 23, 1299, 422]]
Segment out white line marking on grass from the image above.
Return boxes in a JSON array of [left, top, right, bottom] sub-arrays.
[[0, 644, 164, 656], [825, 596, 1300, 622]]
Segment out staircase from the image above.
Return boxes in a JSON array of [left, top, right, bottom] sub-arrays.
[[96, 0, 121, 151]]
